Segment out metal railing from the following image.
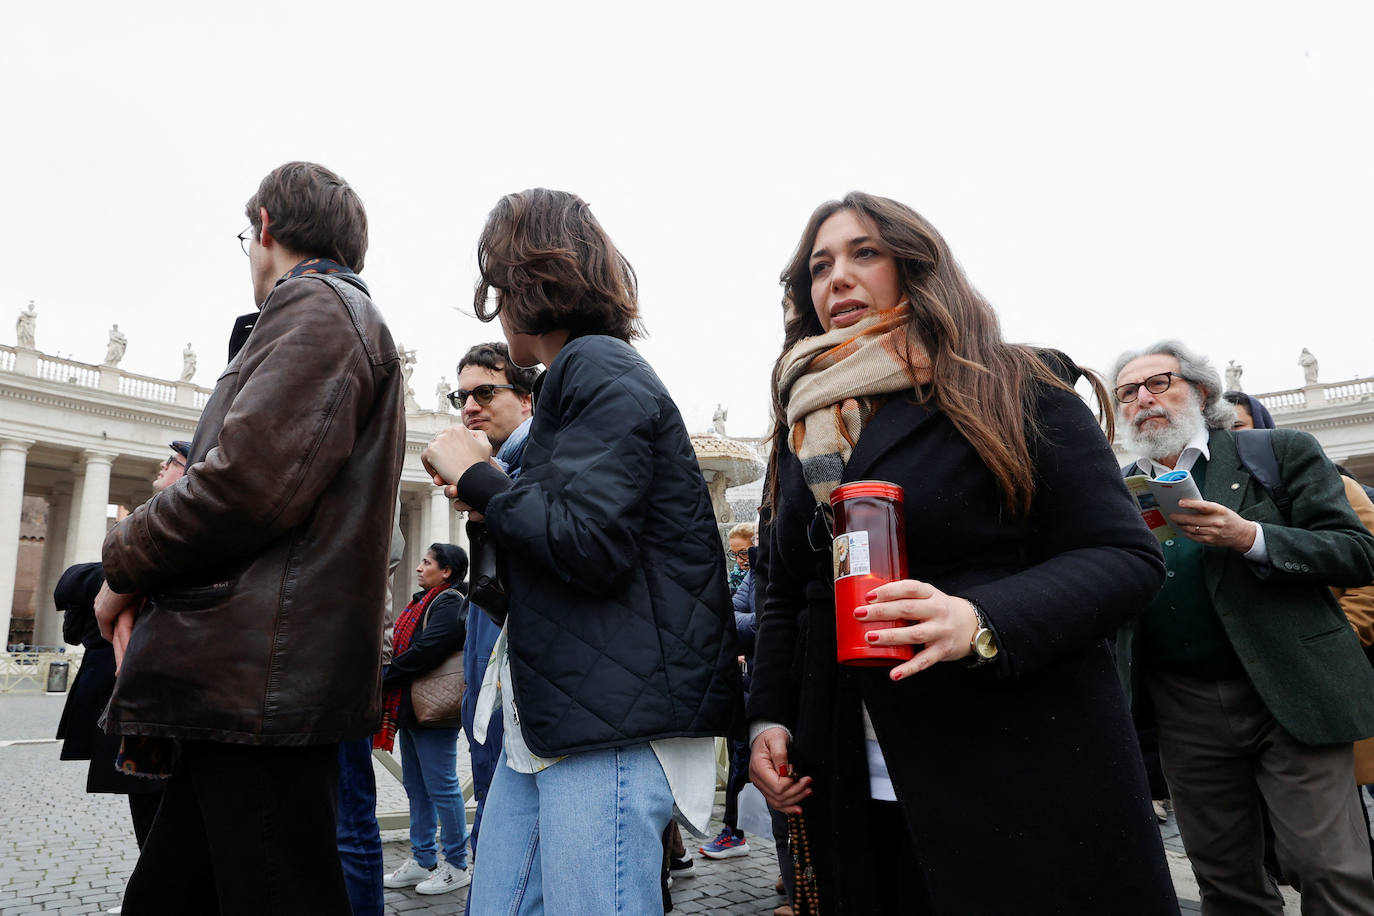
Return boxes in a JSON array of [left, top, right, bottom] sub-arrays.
[[0, 648, 83, 693]]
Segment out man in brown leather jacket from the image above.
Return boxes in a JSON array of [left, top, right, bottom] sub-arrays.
[[94, 161, 407, 913]]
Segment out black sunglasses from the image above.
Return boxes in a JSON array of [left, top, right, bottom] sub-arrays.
[[1114, 371, 1180, 404], [448, 384, 518, 408]]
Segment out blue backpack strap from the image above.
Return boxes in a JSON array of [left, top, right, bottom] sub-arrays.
[[1233, 429, 1293, 525]]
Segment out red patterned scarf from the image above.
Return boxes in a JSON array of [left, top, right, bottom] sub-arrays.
[[373, 584, 448, 751]]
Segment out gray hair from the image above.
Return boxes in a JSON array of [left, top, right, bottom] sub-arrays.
[[1110, 339, 1236, 430]]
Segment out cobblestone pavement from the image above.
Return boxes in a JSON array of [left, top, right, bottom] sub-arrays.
[[0, 691, 1345, 914]]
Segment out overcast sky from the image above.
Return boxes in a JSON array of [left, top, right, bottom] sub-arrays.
[[3, 1, 1370, 439]]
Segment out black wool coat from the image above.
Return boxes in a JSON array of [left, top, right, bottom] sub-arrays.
[[458, 335, 739, 758], [748, 385, 1179, 915], [53, 562, 161, 795], [382, 588, 466, 730]]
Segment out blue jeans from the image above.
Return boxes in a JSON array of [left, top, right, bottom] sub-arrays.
[[398, 727, 468, 868], [337, 737, 384, 916], [468, 744, 673, 916]]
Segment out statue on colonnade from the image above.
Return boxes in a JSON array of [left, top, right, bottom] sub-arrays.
[[16, 301, 36, 348]]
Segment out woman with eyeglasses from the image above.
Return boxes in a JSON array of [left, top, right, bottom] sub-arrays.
[[421, 189, 737, 915], [746, 193, 1179, 914]]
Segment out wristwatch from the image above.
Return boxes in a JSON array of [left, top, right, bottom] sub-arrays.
[[965, 600, 999, 667]]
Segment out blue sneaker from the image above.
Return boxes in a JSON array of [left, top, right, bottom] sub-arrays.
[[699, 827, 749, 859]]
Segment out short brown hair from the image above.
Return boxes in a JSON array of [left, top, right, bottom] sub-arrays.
[[245, 162, 369, 272], [473, 188, 643, 342]]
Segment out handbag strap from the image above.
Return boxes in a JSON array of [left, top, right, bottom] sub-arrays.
[[419, 587, 462, 631]]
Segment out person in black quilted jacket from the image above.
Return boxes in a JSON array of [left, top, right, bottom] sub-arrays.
[[422, 188, 738, 915]]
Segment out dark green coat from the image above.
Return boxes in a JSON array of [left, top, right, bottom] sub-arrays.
[[1121, 427, 1374, 746]]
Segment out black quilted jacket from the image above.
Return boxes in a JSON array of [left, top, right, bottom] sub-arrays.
[[456, 335, 739, 757]]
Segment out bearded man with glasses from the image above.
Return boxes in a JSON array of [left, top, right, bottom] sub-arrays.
[[1112, 339, 1374, 914]]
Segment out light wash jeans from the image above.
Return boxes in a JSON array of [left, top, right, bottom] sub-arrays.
[[467, 744, 672, 915], [398, 727, 469, 869]]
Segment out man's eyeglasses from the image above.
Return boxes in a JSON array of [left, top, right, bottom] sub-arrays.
[[448, 384, 518, 408], [1114, 371, 1180, 404], [237, 227, 254, 257], [161, 455, 186, 470]]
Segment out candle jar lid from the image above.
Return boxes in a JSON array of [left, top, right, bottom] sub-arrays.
[[830, 480, 904, 506]]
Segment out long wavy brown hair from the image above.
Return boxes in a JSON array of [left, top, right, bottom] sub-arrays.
[[766, 192, 1114, 515]]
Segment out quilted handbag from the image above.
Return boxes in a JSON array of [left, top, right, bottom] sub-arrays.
[[409, 598, 466, 727]]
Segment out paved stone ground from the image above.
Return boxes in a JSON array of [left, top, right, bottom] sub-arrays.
[[5, 690, 1361, 914]]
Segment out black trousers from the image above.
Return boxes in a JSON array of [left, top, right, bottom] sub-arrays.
[[128, 791, 161, 850], [122, 740, 349, 915]]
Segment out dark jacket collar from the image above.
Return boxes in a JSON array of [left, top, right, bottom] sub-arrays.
[[841, 392, 937, 483]]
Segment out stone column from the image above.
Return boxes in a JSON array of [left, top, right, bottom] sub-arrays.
[[429, 488, 452, 548], [0, 439, 35, 650], [65, 451, 116, 569], [31, 482, 73, 648]]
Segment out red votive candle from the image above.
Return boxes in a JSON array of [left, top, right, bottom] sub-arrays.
[[830, 480, 912, 667]]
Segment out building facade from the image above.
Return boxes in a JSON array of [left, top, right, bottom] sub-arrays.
[[1, 341, 465, 650], [5, 336, 1374, 652]]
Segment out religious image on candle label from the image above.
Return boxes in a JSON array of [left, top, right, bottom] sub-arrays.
[[833, 530, 871, 580]]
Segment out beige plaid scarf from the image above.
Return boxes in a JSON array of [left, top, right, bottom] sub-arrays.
[[779, 303, 930, 506]]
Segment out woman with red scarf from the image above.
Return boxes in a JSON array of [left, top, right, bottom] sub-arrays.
[[377, 543, 471, 896]]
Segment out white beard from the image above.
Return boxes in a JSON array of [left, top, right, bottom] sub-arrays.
[[1121, 391, 1206, 462]]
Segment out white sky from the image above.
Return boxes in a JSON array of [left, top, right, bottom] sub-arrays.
[[3, 1, 1370, 439]]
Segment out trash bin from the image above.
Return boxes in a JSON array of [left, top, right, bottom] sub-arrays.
[[47, 660, 70, 693]]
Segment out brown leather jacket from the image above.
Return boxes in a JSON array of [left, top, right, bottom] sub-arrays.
[[102, 273, 406, 746]]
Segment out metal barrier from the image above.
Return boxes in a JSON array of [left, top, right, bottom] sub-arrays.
[[0, 649, 83, 693], [372, 747, 475, 831]]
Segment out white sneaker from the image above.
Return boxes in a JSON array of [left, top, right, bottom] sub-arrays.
[[383, 857, 435, 888], [416, 860, 472, 895]]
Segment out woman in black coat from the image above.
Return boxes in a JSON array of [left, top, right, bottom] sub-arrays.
[[54, 562, 164, 846], [378, 543, 471, 896], [747, 193, 1179, 914]]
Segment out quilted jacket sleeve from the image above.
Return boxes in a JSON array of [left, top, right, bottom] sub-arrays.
[[462, 340, 660, 597]]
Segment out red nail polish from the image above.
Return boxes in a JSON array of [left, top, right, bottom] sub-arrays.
[[891, 669, 903, 681], [853, 607, 867, 619], [865, 590, 878, 602], [865, 632, 878, 643]]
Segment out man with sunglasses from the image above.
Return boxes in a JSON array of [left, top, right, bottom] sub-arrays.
[[453, 342, 536, 873], [1112, 340, 1374, 914]]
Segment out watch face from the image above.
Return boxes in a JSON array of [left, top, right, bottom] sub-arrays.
[[974, 628, 998, 659]]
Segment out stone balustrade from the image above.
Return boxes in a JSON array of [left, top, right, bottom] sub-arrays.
[[1257, 376, 1374, 413], [3, 344, 214, 408]]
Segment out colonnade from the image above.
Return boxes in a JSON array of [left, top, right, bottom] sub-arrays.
[[1, 341, 463, 651]]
